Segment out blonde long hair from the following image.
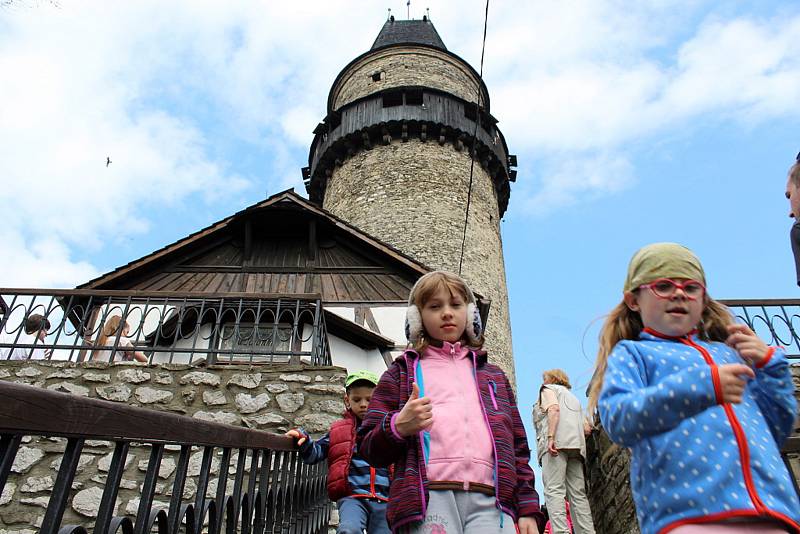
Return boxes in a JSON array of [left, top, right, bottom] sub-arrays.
[[91, 315, 128, 360], [587, 295, 732, 415]]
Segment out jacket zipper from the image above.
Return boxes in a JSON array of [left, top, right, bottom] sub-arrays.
[[470, 351, 503, 518], [488, 380, 498, 410], [680, 337, 767, 514], [406, 352, 428, 521]]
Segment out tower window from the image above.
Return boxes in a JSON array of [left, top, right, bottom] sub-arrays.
[[371, 71, 382, 82], [328, 112, 341, 131], [464, 103, 478, 121], [405, 90, 423, 106], [382, 91, 403, 107]]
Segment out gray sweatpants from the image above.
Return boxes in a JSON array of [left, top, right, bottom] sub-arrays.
[[403, 490, 516, 533]]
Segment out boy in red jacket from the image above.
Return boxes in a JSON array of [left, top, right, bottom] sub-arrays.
[[287, 370, 391, 534]]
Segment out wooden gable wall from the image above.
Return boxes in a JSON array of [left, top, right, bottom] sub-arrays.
[[103, 205, 415, 303]]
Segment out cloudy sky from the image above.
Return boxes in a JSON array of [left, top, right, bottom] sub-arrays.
[[2, 0, 799, 492]]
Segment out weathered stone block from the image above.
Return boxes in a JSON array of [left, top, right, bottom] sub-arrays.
[[294, 413, 339, 433], [154, 372, 173, 385], [235, 393, 270, 413], [125, 497, 170, 516], [83, 372, 111, 383], [227, 373, 262, 389], [265, 383, 288, 394], [97, 451, 134, 473], [202, 390, 228, 406], [304, 384, 343, 394], [96, 384, 132, 402], [50, 453, 96, 472], [46, 382, 89, 396], [20, 475, 53, 493], [180, 371, 220, 386], [193, 411, 239, 426], [19, 496, 49, 508], [137, 457, 176, 479], [187, 450, 221, 476], [72, 486, 106, 517], [46, 369, 82, 379], [279, 374, 311, 383], [11, 447, 44, 474], [117, 369, 151, 384], [0, 483, 15, 505], [276, 392, 305, 413], [242, 413, 287, 429], [15, 367, 42, 378], [313, 399, 345, 414], [134, 386, 173, 404]]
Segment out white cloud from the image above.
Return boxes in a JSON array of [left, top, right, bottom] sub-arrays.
[[479, 5, 800, 216], [1, 0, 799, 285], [0, 230, 99, 288], [517, 153, 635, 216]]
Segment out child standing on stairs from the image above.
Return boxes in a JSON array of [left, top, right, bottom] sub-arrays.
[[589, 242, 800, 534], [357, 271, 545, 533]]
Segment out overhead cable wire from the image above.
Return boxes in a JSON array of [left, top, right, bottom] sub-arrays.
[[458, 0, 490, 276]]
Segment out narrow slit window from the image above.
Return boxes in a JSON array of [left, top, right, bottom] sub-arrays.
[[382, 91, 403, 107], [464, 103, 478, 121], [405, 90, 423, 106]]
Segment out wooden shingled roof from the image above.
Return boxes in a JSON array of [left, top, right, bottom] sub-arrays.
[[78, 190, 430, 304]]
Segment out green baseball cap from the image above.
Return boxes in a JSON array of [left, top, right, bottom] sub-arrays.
[[344, 370, 380, 388]]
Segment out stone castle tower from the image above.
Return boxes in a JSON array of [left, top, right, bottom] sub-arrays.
[[303, 16, 518, 379]]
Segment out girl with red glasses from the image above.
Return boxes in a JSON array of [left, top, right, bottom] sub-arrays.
[[588, 243, 799, 534]]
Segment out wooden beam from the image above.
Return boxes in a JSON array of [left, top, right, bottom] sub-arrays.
[[364, 307, 381, 333], [164, 266, 393, 274], [244, 218, 253, 262], [354, 306, 366, 326], [308, 219, 317, 265]]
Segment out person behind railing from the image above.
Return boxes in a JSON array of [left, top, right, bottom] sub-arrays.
[[357, 271, 546, 534], [785, 151, 800, 286], [588, 242, 800, 534], [91, 315, 148, 363], [286, 370, 391, 534], [0, 313, 51, 360], [533, 369, 595, 534]]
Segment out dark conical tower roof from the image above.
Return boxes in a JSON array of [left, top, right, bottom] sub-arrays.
[[371, 18, 447, 51]]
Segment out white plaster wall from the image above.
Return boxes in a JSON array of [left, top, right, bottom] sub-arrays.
[[368, 306, 408, 345]]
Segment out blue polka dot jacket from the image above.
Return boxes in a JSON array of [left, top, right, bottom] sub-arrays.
[[599, 328, 800, 534]]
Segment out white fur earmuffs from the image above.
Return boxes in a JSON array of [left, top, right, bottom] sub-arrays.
[[404, 271, 483, 345]]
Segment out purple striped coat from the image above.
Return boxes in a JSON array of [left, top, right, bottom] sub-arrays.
[[357, 349, 546, 532]]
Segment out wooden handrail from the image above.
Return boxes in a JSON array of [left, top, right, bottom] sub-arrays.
[[0, 381, 295, 450]]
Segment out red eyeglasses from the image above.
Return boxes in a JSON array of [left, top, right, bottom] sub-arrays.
[[638, 278, 706, 300]]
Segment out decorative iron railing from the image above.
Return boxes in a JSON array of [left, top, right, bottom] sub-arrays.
[[720, 299, 800, 360], [0, 289, 331, 366], [0, 380, 329, 534]]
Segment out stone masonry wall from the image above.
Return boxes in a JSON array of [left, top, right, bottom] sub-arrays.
[[584, 362, 800, 534], [585, 426, 640, 534], [322, 139, 514, 383], [0, 360, 346, 532], [330, 46, 486, 110]]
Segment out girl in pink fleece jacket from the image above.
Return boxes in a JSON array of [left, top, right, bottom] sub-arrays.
[[358, 271, 544, 533]]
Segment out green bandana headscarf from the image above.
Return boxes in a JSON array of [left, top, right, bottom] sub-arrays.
[[624, 242, 706, 293]]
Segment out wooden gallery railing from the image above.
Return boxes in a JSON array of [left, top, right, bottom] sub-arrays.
[[0, 381, 329, 534]]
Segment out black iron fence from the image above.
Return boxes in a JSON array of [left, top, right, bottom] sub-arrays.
[[0, 289, 331, 366], [0, 380, 330, 534], [720, 299, 800, 360]]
